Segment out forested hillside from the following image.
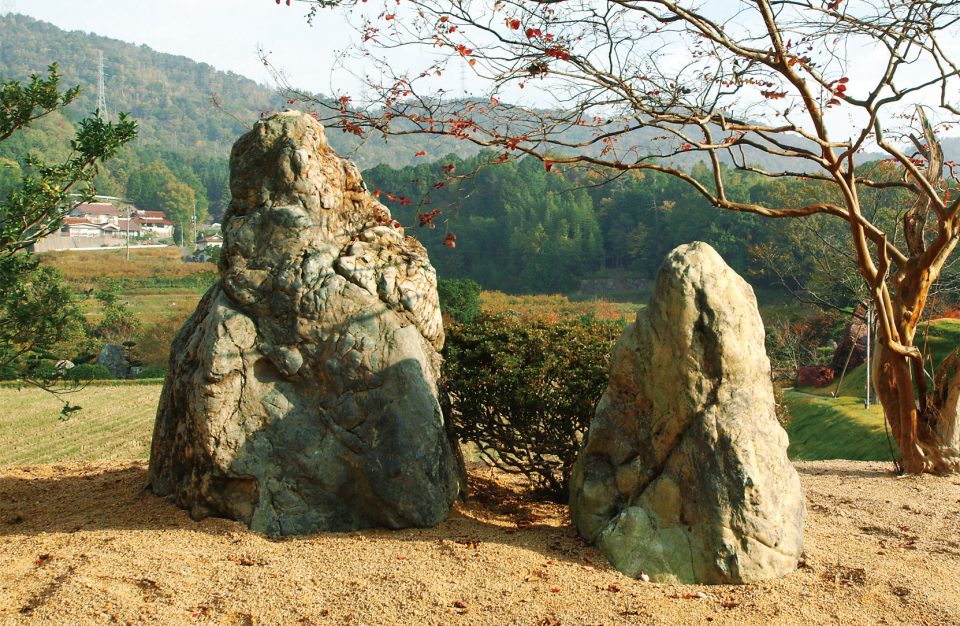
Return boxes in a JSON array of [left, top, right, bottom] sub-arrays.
[[365, 154, 773, 293], [364, 152, 960, 302], [0, 14, 278, 158]]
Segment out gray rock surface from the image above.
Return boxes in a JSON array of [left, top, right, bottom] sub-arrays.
[[569, 242, 805, 584], [148, 112, 465, 535], [97, 344, 129, 379]]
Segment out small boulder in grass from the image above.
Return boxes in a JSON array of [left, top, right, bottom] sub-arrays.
[[569, 242, 805, 584], [797, 365, 836, 388]]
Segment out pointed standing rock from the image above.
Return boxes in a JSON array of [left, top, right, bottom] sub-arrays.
[[570, 242, 805, 584], [148, 112, 465, 535]]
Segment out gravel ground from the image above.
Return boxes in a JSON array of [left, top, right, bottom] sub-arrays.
[[1, 460, 959, 625]]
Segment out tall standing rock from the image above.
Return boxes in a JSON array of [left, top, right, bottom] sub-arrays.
[[569, 242, 805, 584], [148, 112, 465, 535]]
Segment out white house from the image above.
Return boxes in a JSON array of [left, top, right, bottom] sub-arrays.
[[196, 234, 223, 251]]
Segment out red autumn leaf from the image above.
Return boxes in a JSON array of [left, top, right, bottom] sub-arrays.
[[835, 83, 847, 92], [439, 16, 449, 22], [385, 13, 395, 20], [415, 151, 426, 157], [444, 233, 457, 248], [550, 587, 560, 593], [525, 28, 542, 39], [507, 18, 521, 30], [443, 164, 456, 173], [838, 76, 849, 83], [544, 159, 554, 172], [453, 600, 467, 609], [373, 189, 382, 197]]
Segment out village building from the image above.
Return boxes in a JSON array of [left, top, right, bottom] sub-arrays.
[[134, 210, 176, 238], [196, 233, 223, 251], [68, 202, 119, 224], [60, 217, 105, 237]]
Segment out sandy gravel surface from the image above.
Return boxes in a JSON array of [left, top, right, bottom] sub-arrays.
[[1, 460, 959, 625]]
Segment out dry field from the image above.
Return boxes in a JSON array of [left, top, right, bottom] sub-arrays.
[[38, 248, 215, 290]]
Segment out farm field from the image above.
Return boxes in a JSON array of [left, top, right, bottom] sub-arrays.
[[0, 383, 159, 467]]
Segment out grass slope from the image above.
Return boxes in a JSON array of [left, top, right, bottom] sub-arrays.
[[784, 391, 895, 462], [784, 317, 960, 462], [0, 383, 160, 467]]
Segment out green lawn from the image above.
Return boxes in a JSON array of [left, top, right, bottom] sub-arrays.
[[784, 390, 895, 462], [0, 383, 161, 467]]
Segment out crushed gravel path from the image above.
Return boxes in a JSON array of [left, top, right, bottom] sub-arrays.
[[1, 460, 959, 625]]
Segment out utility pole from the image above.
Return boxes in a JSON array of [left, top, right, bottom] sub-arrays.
[[125, 206, 130, 261], [192, 202, 197, 253]]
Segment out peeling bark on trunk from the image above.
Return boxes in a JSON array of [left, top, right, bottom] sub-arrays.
[[872, 292, 960, 474]]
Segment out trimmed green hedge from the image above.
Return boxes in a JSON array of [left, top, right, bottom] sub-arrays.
[[444, 313, 622, 499]]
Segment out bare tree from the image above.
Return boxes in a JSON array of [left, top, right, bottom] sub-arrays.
[[278, 0, 960, 473]]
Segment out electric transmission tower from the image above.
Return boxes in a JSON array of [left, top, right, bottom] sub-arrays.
[[96, 50, 109, 122]]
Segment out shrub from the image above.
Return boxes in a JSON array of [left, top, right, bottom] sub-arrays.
[[68, 363, 113, 381], [135, 366, 167, 379], [443, 313, 622, 500], [437, 278, 482, 323]]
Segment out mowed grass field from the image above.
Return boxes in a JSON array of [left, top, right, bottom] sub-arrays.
[[0, 383, 161, 467]]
